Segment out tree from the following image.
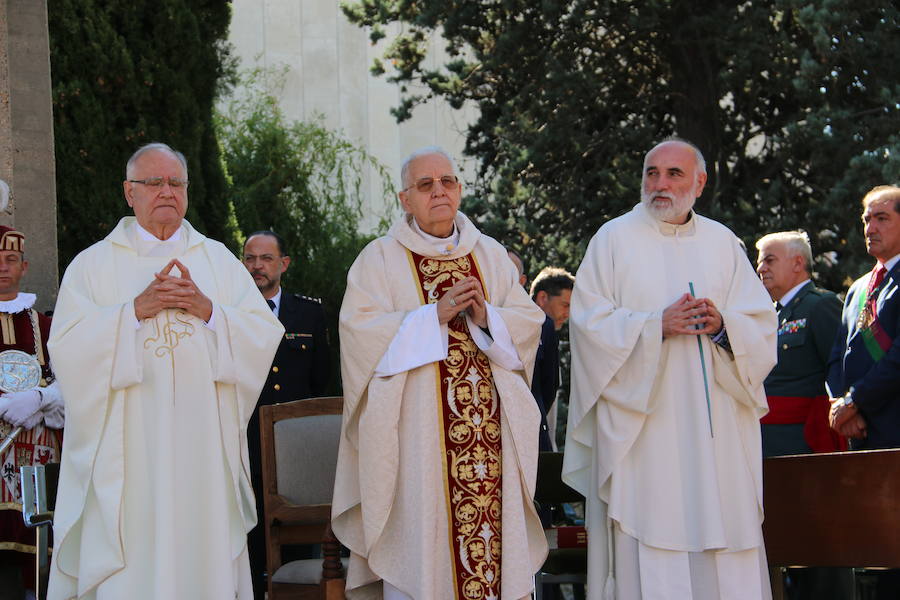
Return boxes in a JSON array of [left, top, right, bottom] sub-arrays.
[[216, 69, 395, 390], [49, 0, 237, 270], [343, 0, 900, 290]]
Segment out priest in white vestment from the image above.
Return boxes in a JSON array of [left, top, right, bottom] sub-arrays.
[[333, 147, 548, 600], [47, 143, 283, 600], [563, 139, 777, 599]]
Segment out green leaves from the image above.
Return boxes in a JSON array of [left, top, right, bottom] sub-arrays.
[[344, 0, 899, 292], [50, 0, 236, 268], [215, 69, 396, 389]]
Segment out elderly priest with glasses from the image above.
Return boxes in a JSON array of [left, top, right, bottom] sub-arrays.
[[46, 143, 283, 600], [333, 146, 548, 599]]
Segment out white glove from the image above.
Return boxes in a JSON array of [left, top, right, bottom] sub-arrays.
[[0, 390, 43, 430], [38, 381, 65, 429]]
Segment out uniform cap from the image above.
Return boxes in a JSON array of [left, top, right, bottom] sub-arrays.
[[0, 225, 24, 253]]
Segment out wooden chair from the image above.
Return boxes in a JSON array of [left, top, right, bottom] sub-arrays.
[[533, 451, 587, 599], [259, 396, 347, 600], [763, 448, 900, 598]]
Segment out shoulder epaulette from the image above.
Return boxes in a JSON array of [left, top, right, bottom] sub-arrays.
[[806, 287, 825, 297], [811, 286, 841, 299]]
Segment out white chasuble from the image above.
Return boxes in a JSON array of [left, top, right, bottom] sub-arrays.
[[564, 203, 777, 599], [47, 218, 283, 600], [333, 212, 548, 600]]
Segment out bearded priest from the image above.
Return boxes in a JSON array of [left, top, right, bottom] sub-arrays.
[[564, 138, 777, 599], [333, 146, 548, 600]]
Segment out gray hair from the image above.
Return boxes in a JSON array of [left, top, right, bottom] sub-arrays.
[[644, 137, 707, 177], [125, 143, 188, 179], [400, 146, 459, 189], [756, 230, 813, 274]]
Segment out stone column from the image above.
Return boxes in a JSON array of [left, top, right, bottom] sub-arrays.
[[0, 0, 58, 312]]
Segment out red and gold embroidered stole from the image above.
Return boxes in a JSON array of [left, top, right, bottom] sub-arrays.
[[407, 250, 502, 600]]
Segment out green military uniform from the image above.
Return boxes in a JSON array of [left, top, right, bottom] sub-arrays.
[[762, 281, 843, 457]]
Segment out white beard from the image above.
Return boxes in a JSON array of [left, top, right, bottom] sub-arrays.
[[641, 188, 696, 223]]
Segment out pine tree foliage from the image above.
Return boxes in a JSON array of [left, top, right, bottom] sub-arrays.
[[49, 0, 237, 269], [343, 0, 900, 289]]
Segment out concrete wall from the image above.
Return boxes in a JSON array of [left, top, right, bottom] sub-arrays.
[[0, 0, 58, 312], [228, 0, 478, 232]]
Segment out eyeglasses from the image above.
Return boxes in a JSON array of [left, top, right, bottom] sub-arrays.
[[128, 177, 190, 189], [402, 175, 460, 193]]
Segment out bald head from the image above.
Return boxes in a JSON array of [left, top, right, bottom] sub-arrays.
[[125, 142, 188, 180], [643, 139, 706, 176], [507, 250, 527, 287]]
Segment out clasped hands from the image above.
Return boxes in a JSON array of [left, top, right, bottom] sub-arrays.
[[662, 293, 723, 339], [829, 398, 867, 439], [437, 276, 487, 328], [134, 259, 213, 322]]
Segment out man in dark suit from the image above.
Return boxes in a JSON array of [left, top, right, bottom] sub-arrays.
[[828, 185, 900, 599], [756, 231, 850, 600], [242, 230, 330, 600], [529, 266, 574, 451], [828, 185, 900, 449], [755, 230, 844, 458], [508, 252, 578, 599]]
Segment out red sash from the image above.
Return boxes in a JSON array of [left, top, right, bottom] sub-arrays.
[[407, 250, 502, 600], [761, 395, 847, 452]]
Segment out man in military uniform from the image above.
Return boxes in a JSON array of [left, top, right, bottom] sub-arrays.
[[756, 230, 844, 457], [0, 225, 64, 600], [242, 230, 330, 600], [756, 230, 850, 600]]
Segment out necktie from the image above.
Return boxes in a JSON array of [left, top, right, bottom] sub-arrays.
[[868, 265, 888, 295], [775, 301, 783, 312], [861, 265, 888, 328], [266, 299, 276, 312]]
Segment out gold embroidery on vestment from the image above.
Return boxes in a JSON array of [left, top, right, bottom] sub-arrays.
[[408, 250, 502, 600], [144, 309, 196, 357]]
